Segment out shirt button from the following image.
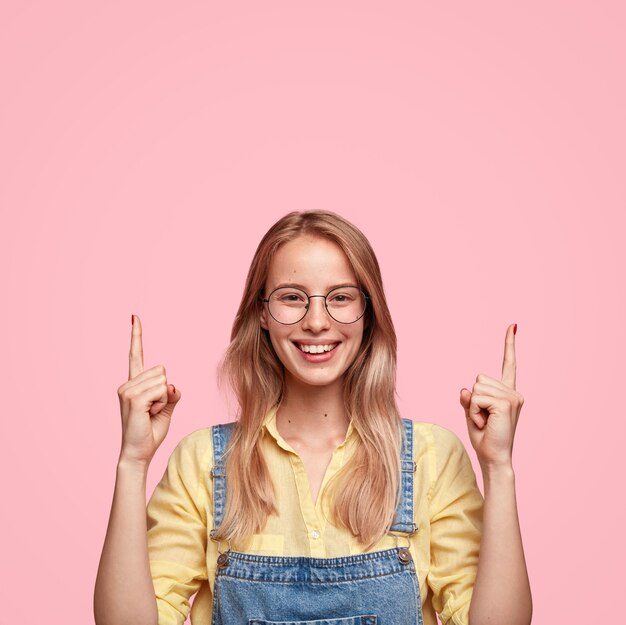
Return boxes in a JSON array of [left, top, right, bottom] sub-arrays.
[[311, 530, 320, 540]]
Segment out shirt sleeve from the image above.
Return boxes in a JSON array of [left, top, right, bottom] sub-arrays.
[[146, 427, 213, 625], [426, 423, 484, 625]]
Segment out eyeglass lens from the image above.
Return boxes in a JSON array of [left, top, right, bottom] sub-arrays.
[[267, 286, 366, 324]]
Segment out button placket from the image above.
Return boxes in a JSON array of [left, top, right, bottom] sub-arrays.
[[287, 454, 325, 556]]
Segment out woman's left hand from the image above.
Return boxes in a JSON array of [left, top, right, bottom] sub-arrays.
[[459, 323, 524, 470]]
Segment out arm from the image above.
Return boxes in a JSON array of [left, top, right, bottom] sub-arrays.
[[94, 313, 180, 625], [468, 464, 532, 625], [461, 324, 532, 624], [94, 457, 158, 625], [94, 427, 211, 625], [145, 429, 212, 625]]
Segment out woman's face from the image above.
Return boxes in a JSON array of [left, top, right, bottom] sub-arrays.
[[260, 235, 365, 390]]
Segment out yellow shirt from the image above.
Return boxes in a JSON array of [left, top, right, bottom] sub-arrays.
[[146, 406, 483, 625]]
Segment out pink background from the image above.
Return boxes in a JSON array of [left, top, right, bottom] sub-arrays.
[[1, 2, 624, 623]]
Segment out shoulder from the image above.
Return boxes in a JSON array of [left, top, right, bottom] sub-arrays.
[[172, 425, 213, 453], [166, 421, 234, 472], [173, 420, 235, 447], [408, 419, 468, 452], [406, 419, 474, 480], [405, 421, 481, 513]]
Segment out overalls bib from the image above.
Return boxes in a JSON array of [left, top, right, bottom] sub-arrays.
[[209, 418, 422, 625]]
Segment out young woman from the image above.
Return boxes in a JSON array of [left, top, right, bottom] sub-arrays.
[[94, 210, 532, 625]]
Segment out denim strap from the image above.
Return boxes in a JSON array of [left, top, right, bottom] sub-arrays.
[[209, 422, 235, 538], [389, 418, 418, 534]]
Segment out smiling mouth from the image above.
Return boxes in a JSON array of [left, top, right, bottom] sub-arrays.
[[293, 342, 340, 354]]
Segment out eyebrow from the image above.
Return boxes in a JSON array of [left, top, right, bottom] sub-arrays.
[[274, 282, 359, 291]]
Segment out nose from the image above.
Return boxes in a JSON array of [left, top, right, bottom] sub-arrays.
[[301, 295, 332, 332]]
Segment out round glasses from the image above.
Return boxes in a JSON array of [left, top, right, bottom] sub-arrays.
[[262, 286, 369, 325]]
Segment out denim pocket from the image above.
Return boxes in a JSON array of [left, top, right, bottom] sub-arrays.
[[249, 617, 377, 625]]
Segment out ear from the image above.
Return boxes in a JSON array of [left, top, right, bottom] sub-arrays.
[[363, 307, 373, 332], [260, 303, 269, 330]]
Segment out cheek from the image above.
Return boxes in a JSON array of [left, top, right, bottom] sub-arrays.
[[267, 326, 290, 354], [344, 326, 365, 360], [353, 324, 365, 346]]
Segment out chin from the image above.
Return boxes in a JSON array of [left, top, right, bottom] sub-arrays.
[[286, 368, 345, 389]]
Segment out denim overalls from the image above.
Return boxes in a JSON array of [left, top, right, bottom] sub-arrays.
[[209, 418, 422, 625]]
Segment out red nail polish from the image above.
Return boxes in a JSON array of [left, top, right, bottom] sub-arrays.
[[172, 385, 176, 393], [132, 314, 134, 325], [513, 323, 517, 335]]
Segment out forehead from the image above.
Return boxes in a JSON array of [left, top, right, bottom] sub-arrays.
[[266, 235, 357, 288]]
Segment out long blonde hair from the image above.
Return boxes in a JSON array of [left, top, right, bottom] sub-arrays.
[[213, 210, 403, 550]]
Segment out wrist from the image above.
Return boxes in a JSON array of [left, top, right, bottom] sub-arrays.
[[480, 462, 515, 486], [117, 454, 151, 475]]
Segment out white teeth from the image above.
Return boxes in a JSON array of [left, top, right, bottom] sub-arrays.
[[298, 343, 338, 353]]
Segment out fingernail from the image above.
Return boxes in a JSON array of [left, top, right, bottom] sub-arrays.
[[132, 314, 134, 326], [514, 323, 517, 335], [172, 385, 176, 393]]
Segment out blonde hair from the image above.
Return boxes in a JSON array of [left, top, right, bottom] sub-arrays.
[[213, 210, 403, 550]]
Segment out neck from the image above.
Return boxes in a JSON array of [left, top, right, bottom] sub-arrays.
[[276, 374, 349, 442]]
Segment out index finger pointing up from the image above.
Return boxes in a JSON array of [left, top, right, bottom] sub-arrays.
[[129, 314, 145, 381], [501, 323, 517, 389]]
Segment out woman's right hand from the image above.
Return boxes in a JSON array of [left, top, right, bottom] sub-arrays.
[[116, 314, 181, 466]]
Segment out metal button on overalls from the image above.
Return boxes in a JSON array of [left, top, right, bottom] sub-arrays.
[[398, 547, 413, 564]]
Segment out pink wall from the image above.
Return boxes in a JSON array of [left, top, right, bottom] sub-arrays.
[[1, 2, 624, 623]]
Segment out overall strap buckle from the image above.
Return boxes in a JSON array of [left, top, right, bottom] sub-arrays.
[[388, 530, 416, 564], [209, 529, 232, 568]]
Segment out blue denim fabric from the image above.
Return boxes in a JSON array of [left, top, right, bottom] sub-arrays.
[[209, 418, 422, 625]]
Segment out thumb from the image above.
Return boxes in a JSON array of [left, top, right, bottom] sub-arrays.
[[167, 384, 180, 405], [148, 384, 181, 418], [152, 384, 180, 416], [459, 388, 471, 411]]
